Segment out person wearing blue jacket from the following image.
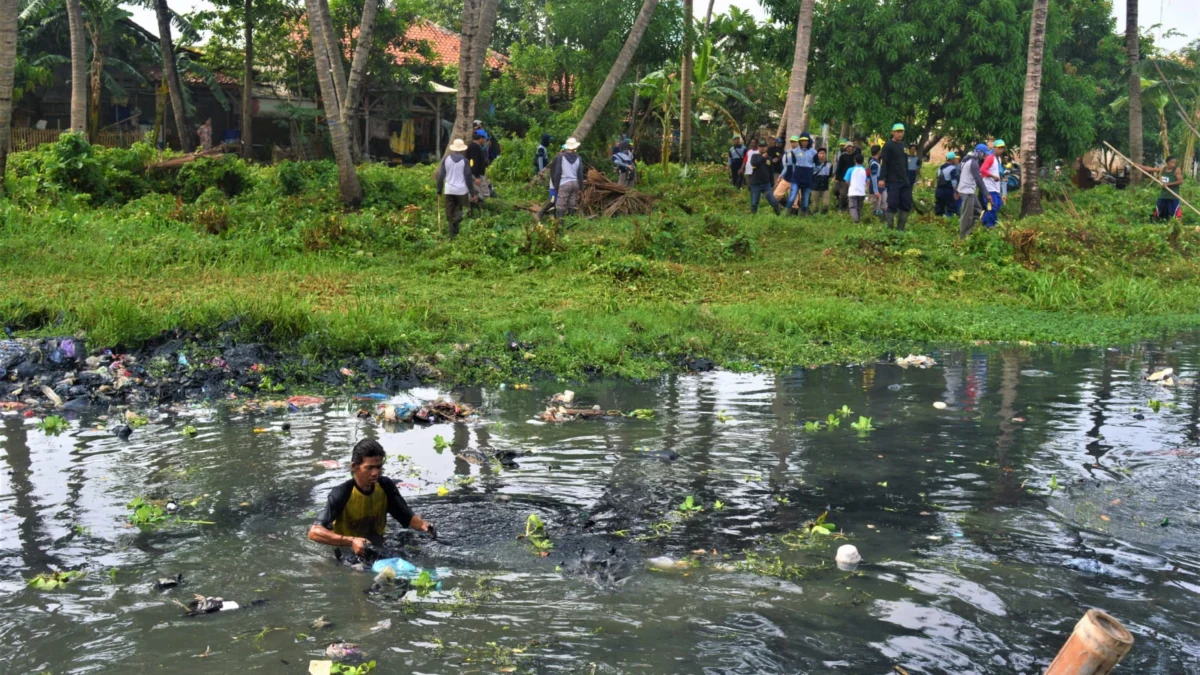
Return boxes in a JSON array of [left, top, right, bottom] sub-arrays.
[[784, 133, 818, 215], [729, 135, 747, 189], [612, 139, 636, 187], [934, 152, 960, 217]]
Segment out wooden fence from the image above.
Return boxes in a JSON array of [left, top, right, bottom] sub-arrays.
[[8, 128, 141, 152]]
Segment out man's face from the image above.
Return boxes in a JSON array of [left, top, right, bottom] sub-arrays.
[[352, 456, 385, 490], [995, 146, 1005, 157], [817, 151, 827, 162], [892, 130, 904, 142], [799, 139, 809, 149], [1167, 159, 1178, 170], [951, 157, 960, 165]]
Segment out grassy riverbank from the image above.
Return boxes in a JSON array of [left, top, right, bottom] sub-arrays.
[[2, 138, 1199, 382]]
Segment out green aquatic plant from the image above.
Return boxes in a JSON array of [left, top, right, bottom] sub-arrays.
[[836, 405, 853, 417], [522, 513, 554, 554], [678, 495, 703, 514], [850, 416, 875, 433], [29, 570, 83, 590], [433, 435, 449, 453], [1148, 399, 1163, 413], [331, 661, 377, 675], [127, 497, 167, 527], [411, 570, 438, 593], [37, 415, 69, 435], [713, 500, 725, 511], [803, 420, 821, 432], [717, 410, 732, 423], [181, 425, 198, 437], [1049, 474, 1059, 495], [628, 409, 656, 420], [826, 414, 841, 429]]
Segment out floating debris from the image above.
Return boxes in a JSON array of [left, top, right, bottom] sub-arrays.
[[933, 401, 948, 410], [324, 642, 362, 661], [835, 545, 862, 571], [551, 390, 575, 405], [154, 574, 183, 591], [1020, 369, 1053, 377], [1147, 368, 1173, 382], [286, 395, 325, 407], [895, 354, 936, 369]]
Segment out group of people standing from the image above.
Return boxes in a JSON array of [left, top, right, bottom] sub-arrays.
[[729, 124, 1022, 238]]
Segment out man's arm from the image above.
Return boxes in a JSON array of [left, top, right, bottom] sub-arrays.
[[380, 478, 431, 533], [307, 483, 372, 556]]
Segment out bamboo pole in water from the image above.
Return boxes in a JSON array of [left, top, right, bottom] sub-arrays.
[[1043, 609, 1133, 675]]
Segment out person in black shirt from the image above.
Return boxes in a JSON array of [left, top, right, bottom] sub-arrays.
[[308, 439, 434, 559], [767, 137, 784, 185], [746, 139, 782, 215], [834, 139, 861, 210], [466, 130, 490, 203], [879, 123, 912, 230]]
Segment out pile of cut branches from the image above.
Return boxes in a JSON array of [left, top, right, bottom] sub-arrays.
[[580, 168, 656, 217]]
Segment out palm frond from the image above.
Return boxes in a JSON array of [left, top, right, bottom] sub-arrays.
[[19, 0, 58, 21], [179, 55, 232, 111], [101, 69, 130, 104]]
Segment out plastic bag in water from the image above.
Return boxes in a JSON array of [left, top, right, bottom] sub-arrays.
[[370, 558, 447, 590]]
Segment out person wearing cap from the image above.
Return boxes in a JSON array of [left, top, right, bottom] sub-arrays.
[[811, 148, 833, 215], [729, 135, 747, 189], [550, 137, 586, 217], [784, 133, 818, 215], [746, 138, 782, 216], [934, 152, 960, 218], [906, 143, 923, 188], [467, 129, 490, 201], [878, 123, 913, 230], [833, 138, 859, 210], [956, 144, 989, 238], [434, 138, 478, 237], [979, 139, 1004, 228], [612, 139, 636, 187], [767, 137, 785, 185]]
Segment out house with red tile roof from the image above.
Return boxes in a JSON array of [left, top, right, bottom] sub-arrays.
[[396, 20, 509, 71]]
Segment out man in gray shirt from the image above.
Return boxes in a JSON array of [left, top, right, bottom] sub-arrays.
[[956, 144, 989, 239]]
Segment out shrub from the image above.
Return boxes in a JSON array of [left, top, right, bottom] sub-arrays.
[[359, 163, 428, 210], [175, 155, 254, 201]]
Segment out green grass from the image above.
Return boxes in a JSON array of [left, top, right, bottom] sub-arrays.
[[2, 137, 1199, 383]]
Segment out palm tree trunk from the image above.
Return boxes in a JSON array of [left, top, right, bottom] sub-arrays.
[[304, 0, 361, 204], [241, 0, 254, 159], [703, 0, 715, 33], [628, 65, 641, 139], [798, 92, 814, 131], [156, 0, 193, 152], [1126, 0, 1142, 176], [1019, 0, 1049, 217], [1157, 106, 1170, 158], [341, 0, 377, 120], [570, 0, 660, 143], [88, 34, 103, 140], [0, 0, 16, 182], [784, 0, 815, 139], [450, 0, 500, 149], [65, 0, 87, 136], [680, 0, 693, 163]]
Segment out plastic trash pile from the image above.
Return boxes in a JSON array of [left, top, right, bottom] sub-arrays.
[[895, 354, 937, 369]]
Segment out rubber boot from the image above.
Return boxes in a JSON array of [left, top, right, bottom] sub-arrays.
[[885, 211, 895, 229], [789, 207, 799, 216], [897, 211, 909, 231], [773, 204, 783, 216]]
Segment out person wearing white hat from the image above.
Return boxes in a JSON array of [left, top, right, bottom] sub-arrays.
[[550, 138, 585, 217], [434, 138, 478, 237]]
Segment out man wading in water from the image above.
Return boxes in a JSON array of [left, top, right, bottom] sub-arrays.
[[308, 439, 435, 560]]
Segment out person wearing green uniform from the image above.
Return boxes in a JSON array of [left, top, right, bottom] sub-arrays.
[[308, 439, 435, 559], [1136, 156, 1184, 221]]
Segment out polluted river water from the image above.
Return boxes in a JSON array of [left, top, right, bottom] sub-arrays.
[[1, 341, 1199, 674]]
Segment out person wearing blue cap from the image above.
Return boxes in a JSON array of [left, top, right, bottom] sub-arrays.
[[934, 152, 960, 218], [878, 123, 912, 230], [956, 144, 989, 238]]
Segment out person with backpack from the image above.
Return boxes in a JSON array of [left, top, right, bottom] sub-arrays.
[[956, 144, 989, 239], [1136, 156, 1184, 220], [434, 138, 479, 238], [980, 139, 1005, 228], [879, 123, 913, 230], [868, 144, 885, 219], [747, 139, 782, 215], [612, 139, 636, 187], [729, 135, 747, 189], [550, 137, 586, 217], [934, 152, 960, 217], [811, 148, 833, 215], [845, 155, 868, 223]]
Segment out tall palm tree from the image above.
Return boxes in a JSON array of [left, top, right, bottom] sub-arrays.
[[1126, 0, 1142, 174], [155, 0, 191, 151], [1, 0, 17, 183], [680, 0, 693, 163], [784, 0, 814, 138], [241, 0, 252, 158], [570, 0, 659, 143], [450, 0, 499, 149], [1019, 0, 1050, 217], [65, 0, 86, 134], [303, 0, 360, 203]]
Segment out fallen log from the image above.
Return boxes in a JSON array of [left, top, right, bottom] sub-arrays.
[[148, 147, 229, 171]]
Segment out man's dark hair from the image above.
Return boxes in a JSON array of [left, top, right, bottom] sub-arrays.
[[870, 144, 881, 156], [352, 438, 386, 466], [749, 138, 759, 148], [817, 147, 827, 154], [1166, 156, 1178, 163], [854, 155, 864, 165]]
